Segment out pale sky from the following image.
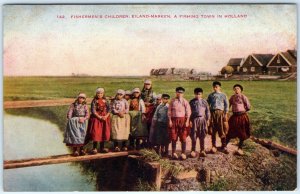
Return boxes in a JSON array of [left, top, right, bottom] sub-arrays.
[[3, 4, 297, 76]]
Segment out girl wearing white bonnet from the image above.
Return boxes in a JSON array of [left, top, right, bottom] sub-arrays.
[[85, 87, 111, 154], [63, 92, 89, 156], [128, 87, 148, 150], [111, 89, 131, 151]]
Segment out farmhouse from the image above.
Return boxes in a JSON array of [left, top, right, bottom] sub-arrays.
[[172, 68, 192, 75], [240, 54, 274, 75], [150, 67, 212, 80], [150, 68, 192, 76], [158, 68, 172, 75], [267, 50, 297, 74]]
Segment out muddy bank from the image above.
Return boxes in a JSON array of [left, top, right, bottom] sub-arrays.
[[161, 140, 297, 191]]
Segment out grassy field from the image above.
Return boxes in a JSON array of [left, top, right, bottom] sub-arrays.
[[4, 76, 297, 148]]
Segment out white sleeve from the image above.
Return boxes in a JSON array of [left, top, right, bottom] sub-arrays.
[[139, 99, 146, 113]]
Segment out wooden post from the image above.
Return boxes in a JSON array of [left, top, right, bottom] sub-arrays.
[[197, 168, 211, 183], [128, 155, 162, 190], [148, 162, 162, 191]]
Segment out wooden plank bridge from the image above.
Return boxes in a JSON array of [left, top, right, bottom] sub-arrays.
[[4, 136, 297, 170], [4, 151, 140, 170]]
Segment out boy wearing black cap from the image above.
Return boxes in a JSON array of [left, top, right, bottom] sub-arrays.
[[226, 84, 251, 156], [207, 81, 229, 154], [150, 94, 170, 157], [168, 87, 191, 160], [189, 88, 210, 157]]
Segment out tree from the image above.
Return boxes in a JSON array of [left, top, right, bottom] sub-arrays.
[[221, 66, 234, 74]]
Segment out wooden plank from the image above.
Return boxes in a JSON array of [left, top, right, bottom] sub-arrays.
[[250, 136, 297, 155], [4, 151, 139, 169]]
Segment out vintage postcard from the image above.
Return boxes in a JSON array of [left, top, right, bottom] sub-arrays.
[[2, 3, 297, 191]]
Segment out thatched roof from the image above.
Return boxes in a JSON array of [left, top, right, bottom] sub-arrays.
[[153, 69, 160, 75], [158, 68, 169, 75], [172, 68, 190, 74], [227, 58, 243, 66], [287, 50, 297, 59], [150, 69, 156, 74], [252, 54, 274, 66], [281, 51, 297, 66]]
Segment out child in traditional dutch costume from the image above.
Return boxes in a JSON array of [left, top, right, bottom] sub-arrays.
[[141, 79, 156, 147], [64, 93, 89, 156], [226, 84, 251, 156], [85, 88, 111, 154], [148, 94, 162, 148], [111, 89, 131, 152], [141, 80, 155, 124], [124, 90, 132, 101], [189, 88, 210, 158], [207, 81, 229, 154], [129, 88, 148, 150], [150, 94, 170, 156], [168, 87, 191, 160]]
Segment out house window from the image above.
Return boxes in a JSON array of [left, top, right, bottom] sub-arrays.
[[251, 67, 255, 72], [281, 67, 289, 72], [243, 67, 247, 72]]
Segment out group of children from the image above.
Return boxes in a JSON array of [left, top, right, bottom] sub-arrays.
[[63, 80, 251, 159]]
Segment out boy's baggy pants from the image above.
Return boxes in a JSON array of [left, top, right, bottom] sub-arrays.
[[210, 110, 228, 148], [190, 116, 207, 151], [168, 117, 190, 154]]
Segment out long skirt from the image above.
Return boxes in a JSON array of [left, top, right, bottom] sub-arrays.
[[168, 117, 190, 142], [111, 114, 131, 141], [150, 120, 169, 145], [85, 115, 111, 143], [227, 113, 251, 141], [129, 111, 148, 138], [145, 104, 156, 128], [210, 110, 227, 138], [64, 117, 87, 147], [190, 117, 207, 141]]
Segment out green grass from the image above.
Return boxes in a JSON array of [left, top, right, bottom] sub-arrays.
[[203, 178, 229, 191], [134, 178, 157, 191], [139, 149, 183, 177], [242, 139, 257, 155], [4, 76, 297, 148]]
